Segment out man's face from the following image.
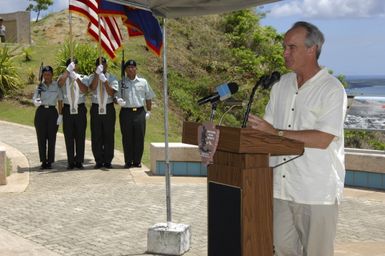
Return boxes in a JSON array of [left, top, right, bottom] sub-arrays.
[[125, 65, 136, 79], [43, 71, 53, 84], [283, 27, 315, 72]]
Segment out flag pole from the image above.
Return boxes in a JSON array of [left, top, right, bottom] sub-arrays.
[[68, 0, 74, 61], [162, 17, 172, 224], [97, 14, 103, 106]]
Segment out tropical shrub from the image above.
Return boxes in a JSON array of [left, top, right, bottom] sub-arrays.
[[0, 45, 22, 99]]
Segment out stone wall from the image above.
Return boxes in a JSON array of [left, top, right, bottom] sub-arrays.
[[0, 11, 30, 44]]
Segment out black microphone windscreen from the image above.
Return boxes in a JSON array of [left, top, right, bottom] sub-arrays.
[[270, 71, 281, 84], [227, 82, 239, 94]]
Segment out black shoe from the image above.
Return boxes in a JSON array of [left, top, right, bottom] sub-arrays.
[[124, 163, 132, 169], [67, 163, 75, 170], [46, 162, 52, 169], [133, 162, 142, 168], [40, 162, 46, 170], [75, 162, 84, 169], [104, 163, 112, 168], [94, 163, 103, 169]]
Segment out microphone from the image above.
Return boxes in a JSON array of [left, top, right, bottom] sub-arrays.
[[197, 82, 239, 105], [262, 71, 280, 89], [241, 72, 281, 128]]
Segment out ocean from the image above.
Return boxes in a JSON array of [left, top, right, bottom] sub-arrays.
[[344, 76, 385, 131]]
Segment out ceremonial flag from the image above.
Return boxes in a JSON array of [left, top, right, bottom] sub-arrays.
[[69, 0, 123, 59], [98, 0, 163, 57]]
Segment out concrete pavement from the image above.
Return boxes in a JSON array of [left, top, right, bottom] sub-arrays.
[[0, 120, 384, 256]]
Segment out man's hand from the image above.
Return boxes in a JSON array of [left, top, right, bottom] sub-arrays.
[[247, 114, 276, 134], [95, 64, 103, 75], [99, 73, 107, 83], [117, 98, 126, 107], [66, 62, 75, 72], [70, 71, 78, 80], [145, 111, 151, 120], [33, 98, 42, 107]]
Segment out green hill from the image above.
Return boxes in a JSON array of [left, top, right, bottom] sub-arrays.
[[1, 9, 384, 160]]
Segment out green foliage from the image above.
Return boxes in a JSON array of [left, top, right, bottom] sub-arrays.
[[22, 47, 33, 62], [27, 68, 36, 84], [26, 0, 53, 22], [223, 10, 285, 78], [0, 45, 22, 99], [56, 41, 100, 75], [345, 130, 385, 150]]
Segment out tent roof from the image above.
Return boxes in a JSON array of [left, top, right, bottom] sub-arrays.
[[107, 0, 280, 18]]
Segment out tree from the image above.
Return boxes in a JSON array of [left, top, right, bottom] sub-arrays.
[[26, 0, 53, 22]]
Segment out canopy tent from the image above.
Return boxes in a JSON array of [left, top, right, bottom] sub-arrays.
[[107, 0, 280, 17], [105, 0, 283, 223]]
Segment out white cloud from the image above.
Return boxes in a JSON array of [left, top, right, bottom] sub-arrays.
[[269, 0, 385, 18], [2, 0, 68, 18]]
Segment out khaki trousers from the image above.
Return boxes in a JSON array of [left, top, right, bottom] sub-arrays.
[[273, 198, 338, 256]]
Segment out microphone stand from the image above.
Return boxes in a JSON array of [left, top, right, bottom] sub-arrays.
[[241, 75, 268, 128], [209, 101, 218, 122]]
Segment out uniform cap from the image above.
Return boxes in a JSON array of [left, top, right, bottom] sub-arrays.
[[124, 59, 137, 68]]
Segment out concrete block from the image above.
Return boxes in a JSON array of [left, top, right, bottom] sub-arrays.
[[150, 143, 201, 175], [0, 147, 7, 185], [147, 222, 191, 255]]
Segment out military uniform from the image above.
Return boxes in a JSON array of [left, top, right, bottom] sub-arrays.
[[60, 74, 88, 169], [33, 80, 62, 169], [118, 75, 155, 167], [86, 73, 119, 168]]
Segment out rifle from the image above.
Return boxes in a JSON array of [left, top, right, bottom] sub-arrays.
[[120, 49, 125, 96], [37, 62, 44, 98]]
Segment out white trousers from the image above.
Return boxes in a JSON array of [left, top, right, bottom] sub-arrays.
[[273, 198, 338, 256]]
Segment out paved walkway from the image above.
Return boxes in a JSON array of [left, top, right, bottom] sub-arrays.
[[0, 120, 384, 256]]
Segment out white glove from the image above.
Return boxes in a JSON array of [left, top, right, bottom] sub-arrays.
[[33, 98, 41, 107], [66, 62, 75, 72], [70, 71, 78, 80], [145, 111, 151, 120], [117, 98, 126, 107], [95, 64, 103, 75], [57, 114, 63, 125], [99, 73, 107, 83]]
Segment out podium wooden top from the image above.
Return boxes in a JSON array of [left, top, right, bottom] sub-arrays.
[[182, 121, 304, 156]]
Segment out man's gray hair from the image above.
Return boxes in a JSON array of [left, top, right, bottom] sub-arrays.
[[290, 21, 325, 59]]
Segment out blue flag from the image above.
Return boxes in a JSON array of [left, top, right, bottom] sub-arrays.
[[98, 0, 163, 56]]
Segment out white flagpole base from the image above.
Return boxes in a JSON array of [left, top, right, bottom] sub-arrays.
[[147, 222, 191, 255]]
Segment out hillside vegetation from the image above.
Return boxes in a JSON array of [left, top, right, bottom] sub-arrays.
[[0, 9, 384, 153]]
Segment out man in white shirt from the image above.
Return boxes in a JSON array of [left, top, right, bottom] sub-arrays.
[[0, 17, 6, 43], [248, 21, 347, 256]]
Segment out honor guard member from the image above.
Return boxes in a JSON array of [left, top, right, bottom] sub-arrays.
[[32, 66, 63, 169], [86, 57, 119, 169], [58, 58, 89, 170], [116, 59, 155, 168]]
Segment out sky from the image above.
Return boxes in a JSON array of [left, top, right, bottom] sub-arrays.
[[2, 0, 385, 77], [259, 0, 385, 77]]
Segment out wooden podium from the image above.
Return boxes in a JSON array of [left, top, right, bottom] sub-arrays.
[[182, 122, 304, 256]]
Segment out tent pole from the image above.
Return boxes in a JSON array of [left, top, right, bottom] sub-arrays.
[[162, 18, 172, 224]]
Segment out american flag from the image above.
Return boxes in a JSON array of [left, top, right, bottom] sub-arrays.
[[69, 0, 123, 59]]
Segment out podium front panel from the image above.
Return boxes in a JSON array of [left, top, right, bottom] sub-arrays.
[[208, 182, 241, 256]]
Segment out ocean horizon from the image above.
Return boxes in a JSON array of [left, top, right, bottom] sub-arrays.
[[343, 75, 385, 131]]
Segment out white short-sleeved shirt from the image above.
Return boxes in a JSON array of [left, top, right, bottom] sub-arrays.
[[264, 68, 347, 205], [60, 75, 88, 105], [118, 75, 155, 108], [84, 73, 119, 104], [32, 81, 63, 106]]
